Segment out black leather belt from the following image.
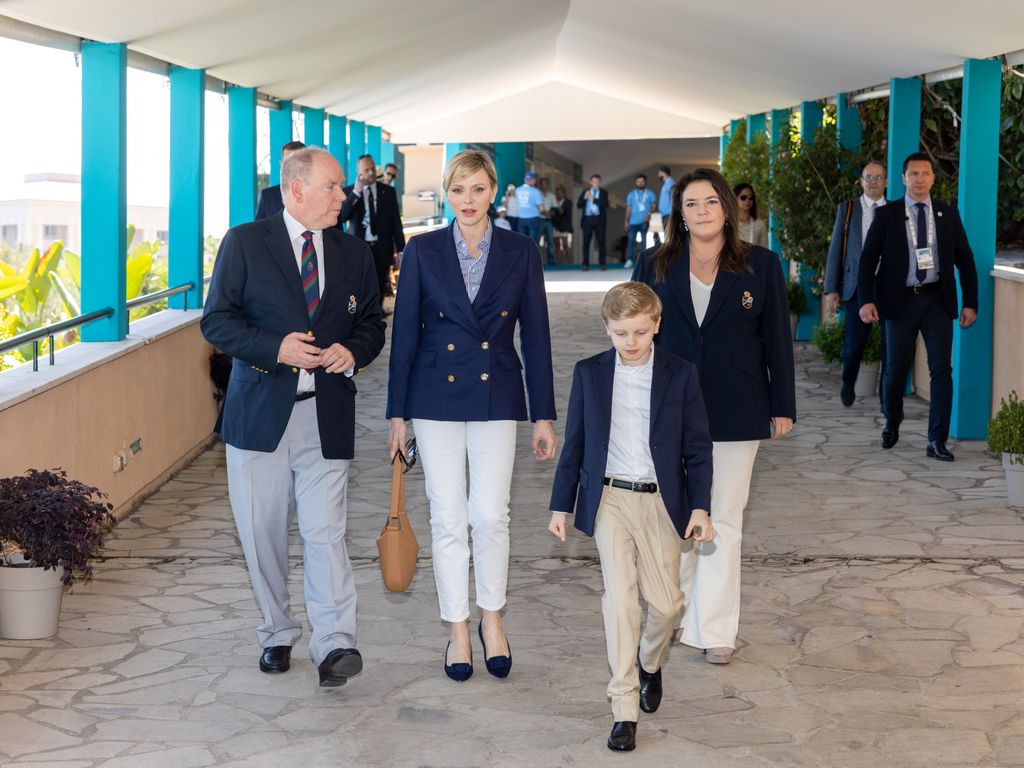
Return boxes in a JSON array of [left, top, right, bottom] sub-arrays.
[[908, 283, 938, 294], [295, 391, 316, 402], [603, 477, 658, 493]]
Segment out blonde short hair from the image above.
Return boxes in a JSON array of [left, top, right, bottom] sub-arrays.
[[601, 281, 663, 323], [442, 150, 498, 192]]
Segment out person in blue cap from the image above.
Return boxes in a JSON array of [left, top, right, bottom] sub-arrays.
[[515, 172, 546, 249]]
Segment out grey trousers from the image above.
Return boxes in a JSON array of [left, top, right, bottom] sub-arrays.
[[226, 398, 356, 665]]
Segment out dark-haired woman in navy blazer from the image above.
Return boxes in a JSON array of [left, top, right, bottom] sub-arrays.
[[387, 150, 557, 682], [633, 167, 795, 665]]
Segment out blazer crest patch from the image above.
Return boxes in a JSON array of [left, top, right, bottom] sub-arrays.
[[348, 295, 358, 314], [741, 291, 754, 310]]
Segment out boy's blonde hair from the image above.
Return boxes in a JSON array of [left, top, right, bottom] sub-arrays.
[[442, 150, 498, 192], [601, 281, 663, 324]]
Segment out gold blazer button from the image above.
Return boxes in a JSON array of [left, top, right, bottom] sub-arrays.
[[447, 374, 456, 382], [480, 373, 489, 381], [447, 343, 455, 351]]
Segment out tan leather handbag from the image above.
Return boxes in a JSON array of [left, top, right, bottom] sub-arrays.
[[376, 455, 419, 592]]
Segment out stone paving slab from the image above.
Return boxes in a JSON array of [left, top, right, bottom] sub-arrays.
[[2, 277, 1023, 767]]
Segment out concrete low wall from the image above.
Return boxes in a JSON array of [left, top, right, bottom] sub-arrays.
[[992, 266, 1024, 413], [0, 311, 218, 517]]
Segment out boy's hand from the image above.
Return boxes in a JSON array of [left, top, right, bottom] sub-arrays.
[[548, 512, 568, 542], [686, 509, 714, 542]]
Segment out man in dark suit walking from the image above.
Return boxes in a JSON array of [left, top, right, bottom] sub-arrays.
[[202, 147, 385, 686], [578, 173, 609, 271], [824, 160, 888, 407], [255, 140, 306, 221], [859, 152, 979, 461], [340, 153, 406, 309]]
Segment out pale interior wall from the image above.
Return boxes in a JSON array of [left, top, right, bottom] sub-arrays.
[[0, 320, 217, 517], [398, 145, 444, 219], [992, 274, 1024, 415]]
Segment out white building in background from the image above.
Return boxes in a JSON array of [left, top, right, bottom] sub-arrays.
[[0, 173, 169, 254]]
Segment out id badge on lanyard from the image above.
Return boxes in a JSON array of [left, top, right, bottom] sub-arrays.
[[907, 205, 937, 271], [634, 191, 646, 212]]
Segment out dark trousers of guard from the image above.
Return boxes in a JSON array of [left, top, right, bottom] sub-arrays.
[[881, 286, 954, 443], [842, 287, 886, 410], [581, 217, 606, 266], [368, 240, 394, 305]]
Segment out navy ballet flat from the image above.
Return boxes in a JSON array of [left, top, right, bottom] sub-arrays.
[[478, 620, 512, 679], [444, 641, 473, 682]]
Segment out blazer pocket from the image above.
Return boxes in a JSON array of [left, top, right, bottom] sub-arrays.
[[733, 353, 767, 383], [234, 365, 260, 383], [414, 350, 437, 368]]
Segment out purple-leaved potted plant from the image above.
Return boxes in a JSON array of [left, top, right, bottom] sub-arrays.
[[0, 468, 114, 639]]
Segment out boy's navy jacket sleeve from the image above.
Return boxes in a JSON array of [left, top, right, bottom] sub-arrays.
[[680, 365, 713, 512], [549, 362, 585, 514]]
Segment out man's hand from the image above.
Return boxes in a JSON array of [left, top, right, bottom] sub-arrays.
[[584, 190, 592, 201], [959, 307, 977, 328], [825, 292, 840, 315], [859, 302, 880, 323], [320, 343, 355, 374], [686, 509, 714, 542], [278, 332, 322, 369], [532, 420, 557, 461], [387, 418, 407, 460], [548, 512, 568, 542]]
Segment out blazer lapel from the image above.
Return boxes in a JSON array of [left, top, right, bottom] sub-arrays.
[[701, 268, 739, 327], [314, 232, 348, 321], [594, 349, 616, 452], [665, 256, 699, 329], [423, 224, 484, 335], [473, 229, 515, 309], [264, 215, 307, 317], [648, 350, 671, 440]]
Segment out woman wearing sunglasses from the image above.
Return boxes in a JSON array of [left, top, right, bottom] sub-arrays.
[[387, 150, 557, 682], [733, 183, 769, 249]]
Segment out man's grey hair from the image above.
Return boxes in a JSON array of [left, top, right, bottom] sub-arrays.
[[281, 147, 332, 194]]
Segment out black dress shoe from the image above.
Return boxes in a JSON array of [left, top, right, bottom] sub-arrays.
[[478, 620, 512, 678], [638, 658, 663, 713], [840, 382, 855, 407], [444, 641, 473, 682], [926, 441, 955, 461], [607, 721, 637, 752], [881, 424, 899, 449], [259, 645, 291, 673], [317, 648, 363, 688]]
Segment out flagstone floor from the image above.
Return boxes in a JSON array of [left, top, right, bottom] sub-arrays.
[[2, 273, 1022, 767]]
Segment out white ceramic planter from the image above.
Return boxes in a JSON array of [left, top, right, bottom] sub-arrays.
[[1004, 453, 1024, 509], [0, 557, 64, 639], [855, 361, 880, 397], [790, 314, 798, 340]]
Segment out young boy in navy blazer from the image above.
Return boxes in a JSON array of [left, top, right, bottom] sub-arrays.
[[548, 282, 714, 752]]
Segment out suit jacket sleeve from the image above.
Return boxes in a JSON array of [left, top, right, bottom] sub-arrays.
[[823, 202, 846, 295], [549, 362, 585, 514], [519, 237, 557, 421], [680, 366, 713, 512], [858, 207, 886, 305], [764, 253, 797, 422], [630, 248, 650, 282], [339, 186, 361, 224], [951, 208, 979, 311], [254, 188, 269, 221], [200, 229, 284, 371], [388, 187, 406, 252], [577, 191, 587, 210], [346, 241, 387, 371], [385, 236, 422, 418]]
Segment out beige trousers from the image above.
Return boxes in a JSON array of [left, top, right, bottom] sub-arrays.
[[594, 485, 684, 722]]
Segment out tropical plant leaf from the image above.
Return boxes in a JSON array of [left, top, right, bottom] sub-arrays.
[[48, 271, 81, 318], [0, 274, 28, 301]]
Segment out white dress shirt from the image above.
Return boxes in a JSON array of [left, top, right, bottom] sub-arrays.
[[283, 208, 325, 394], [860, 193, 882, 245], [361, 184, 378, 242], [690, 272, 714, 326], [605, 349, 657, 483]]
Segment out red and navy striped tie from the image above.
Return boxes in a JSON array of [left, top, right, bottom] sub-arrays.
[[301, 230, 319, 319]]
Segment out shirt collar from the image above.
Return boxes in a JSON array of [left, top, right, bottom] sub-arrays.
[[282, 208, 321, 241], [614, 347, 655, 371], [904, 194, 932, 210], [862, 193, 883, 209], [453, 219, 493, 257]]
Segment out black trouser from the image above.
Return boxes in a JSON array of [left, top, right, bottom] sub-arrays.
[[841, 286, 886, 409], [367, 240, 394, 304], [581, 216, 606, 266], [881, 285, 953, 443]]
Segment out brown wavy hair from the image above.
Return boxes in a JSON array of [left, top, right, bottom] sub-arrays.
[[655, 167, 751, 282]]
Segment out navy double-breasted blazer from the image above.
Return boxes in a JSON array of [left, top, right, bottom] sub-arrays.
[[386, 223, 556, 422], [201, 213, 386, 459], [633, 244, 796, 442], [548, 348, 713, 539]]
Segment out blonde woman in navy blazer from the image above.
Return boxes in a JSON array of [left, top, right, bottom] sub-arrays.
[[632, 167, 796, 665], [387, 150, 557, 682]]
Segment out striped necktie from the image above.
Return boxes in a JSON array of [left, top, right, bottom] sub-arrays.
[[301, 230, 319, 319]]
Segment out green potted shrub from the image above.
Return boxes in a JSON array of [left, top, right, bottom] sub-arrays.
[[988, 392, 1024, 508], [811, 316, 842, 364], [0, 468, 114, 639], [786, 278, 807, 340]]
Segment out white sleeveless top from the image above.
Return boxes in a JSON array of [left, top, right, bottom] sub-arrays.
[[690, 271, 715, 326]]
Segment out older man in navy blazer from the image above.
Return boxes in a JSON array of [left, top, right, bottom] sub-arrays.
[[202, 147, 385, 687]]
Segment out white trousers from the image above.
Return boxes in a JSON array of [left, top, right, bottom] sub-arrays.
[[412, 419, 518, 622], [679, 440, 760, 649]]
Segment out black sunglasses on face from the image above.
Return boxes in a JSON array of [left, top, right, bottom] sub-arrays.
[[738, 194, 753, 201]]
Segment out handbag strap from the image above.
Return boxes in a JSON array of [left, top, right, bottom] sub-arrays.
[[837, 199, 854, 294], [384, 454, 408, 530]]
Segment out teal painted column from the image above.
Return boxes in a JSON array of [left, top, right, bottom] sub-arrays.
[[347, 120, 366, 182], [836, 92, 862, 152], [228, 86, 257, 226], [381, 141, 395, 166], [366, 125, 382, 162], [303, 107, 324, 147], [80, 41, 127, 342], [494, 142, 526, 194], [729, 118, 743, 138], [795, 101, 824, 341], [328, 114, 347, 178], [768, 108, 790, 272], [746, 113, 766, 142], [168, 67, 205, 310], [951, 59, 1001, 439], [442, 143, 467, 220], [886, 78, 922, 199], [719, 129, 728, 167], [269, 100, 292, 185]]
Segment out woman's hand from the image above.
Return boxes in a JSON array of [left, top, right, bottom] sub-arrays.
[[771, 416, 794, 439], [532, 420, 557, 461], [548, 512, 568, 542], [686, 509, 714, 542], [387, 418, 407, 460]]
